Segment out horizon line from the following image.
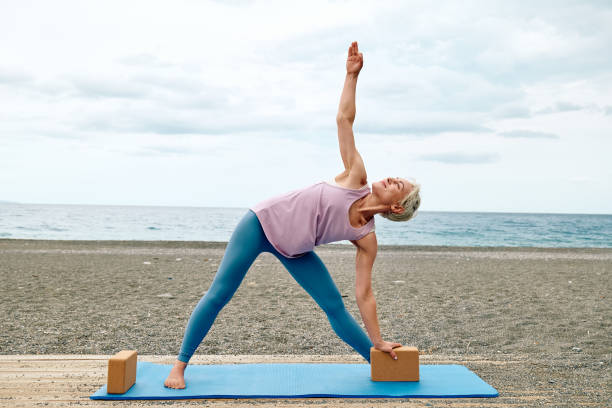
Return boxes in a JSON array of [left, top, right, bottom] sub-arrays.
[[1, 200, 610, 216]]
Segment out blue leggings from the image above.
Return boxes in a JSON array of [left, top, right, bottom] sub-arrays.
[[177, 209, 373, 363]]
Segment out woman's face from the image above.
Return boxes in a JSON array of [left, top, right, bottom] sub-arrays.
[[372, 177, 413, 206]]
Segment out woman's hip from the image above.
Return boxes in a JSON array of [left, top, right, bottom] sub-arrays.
[[225, 209, 269, 254]]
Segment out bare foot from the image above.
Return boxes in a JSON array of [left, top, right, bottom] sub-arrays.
[[164, 360, 187, 389]]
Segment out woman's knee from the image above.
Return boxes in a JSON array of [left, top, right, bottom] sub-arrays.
[[320, 295, 348, 317], [201, 285, 233, 311]]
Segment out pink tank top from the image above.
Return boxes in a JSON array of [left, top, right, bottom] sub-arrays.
[[250, 180, 376, 258]]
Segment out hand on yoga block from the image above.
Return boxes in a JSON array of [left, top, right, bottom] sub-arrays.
[[370, 346, 419, 381], [107, 350, 137, 394]]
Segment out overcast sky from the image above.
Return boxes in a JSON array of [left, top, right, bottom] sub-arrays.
[[1, 0, 611, 214]]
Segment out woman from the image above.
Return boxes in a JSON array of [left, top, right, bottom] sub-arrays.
[[164, 41, 421, 389]]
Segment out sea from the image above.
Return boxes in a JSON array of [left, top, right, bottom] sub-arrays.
[[0, 202, 610, 248]]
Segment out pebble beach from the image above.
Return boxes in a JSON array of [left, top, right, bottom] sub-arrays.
[[1, 239, 610, 407]]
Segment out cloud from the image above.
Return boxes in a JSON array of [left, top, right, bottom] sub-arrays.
[[359, 63, 524, 115], [254, 26, 350, 67], [115, 53, 175, 68], [74, 106, 328, 136], [491, 104, 532, 119], [124, 145, 200, 157], [535, 101, 584, 114], [0, 66, 32, 85], [359, 120, 491, 136], [0, 69, 75, 98], [364, 1, 612, 86], [497, 130, 559, 139], [417, 152, 500, 164], [67, 75, 150, 99]]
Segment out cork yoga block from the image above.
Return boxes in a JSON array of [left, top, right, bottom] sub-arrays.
[[370, 346, 419, 381], [107, 350, 138, 394]]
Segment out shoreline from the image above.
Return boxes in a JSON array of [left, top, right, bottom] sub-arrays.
[[2, 238, 611, 252]]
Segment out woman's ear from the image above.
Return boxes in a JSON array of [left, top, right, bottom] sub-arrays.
[[391, 204, 405, 214]]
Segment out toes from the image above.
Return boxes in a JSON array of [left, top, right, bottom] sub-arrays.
[[164, 380, 185, 389]]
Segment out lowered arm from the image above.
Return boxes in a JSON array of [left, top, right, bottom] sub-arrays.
[[351, 232, 384, 347]]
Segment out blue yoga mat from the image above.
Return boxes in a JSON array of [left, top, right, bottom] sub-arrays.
[[91, 362, 498, 399]]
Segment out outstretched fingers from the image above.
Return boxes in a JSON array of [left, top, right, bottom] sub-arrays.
[[348, 41, 359, 57]]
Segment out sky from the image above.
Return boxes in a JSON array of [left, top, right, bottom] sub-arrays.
[[1, 0, 611, 214]]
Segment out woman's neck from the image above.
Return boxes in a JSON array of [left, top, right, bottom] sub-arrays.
[[354, 194, 386, 221]]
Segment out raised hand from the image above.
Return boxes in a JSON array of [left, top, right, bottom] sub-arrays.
[[346, 41, 363, 75]]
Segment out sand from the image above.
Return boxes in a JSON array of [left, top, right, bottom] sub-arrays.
[[0, 239, 610, 407]]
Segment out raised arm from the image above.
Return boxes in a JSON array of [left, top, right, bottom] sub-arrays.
[[337, 41, 362, 120], [336, 73, 358, 170], [336, 42, 367, 182]]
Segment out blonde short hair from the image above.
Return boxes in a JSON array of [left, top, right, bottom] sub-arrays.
[[380, 178, 421, 222]]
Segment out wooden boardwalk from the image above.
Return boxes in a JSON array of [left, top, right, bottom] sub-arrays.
[[0, 354, 601, 407]]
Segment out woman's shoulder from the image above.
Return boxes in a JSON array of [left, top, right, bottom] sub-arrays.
[[350, 230, 377, 253]]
